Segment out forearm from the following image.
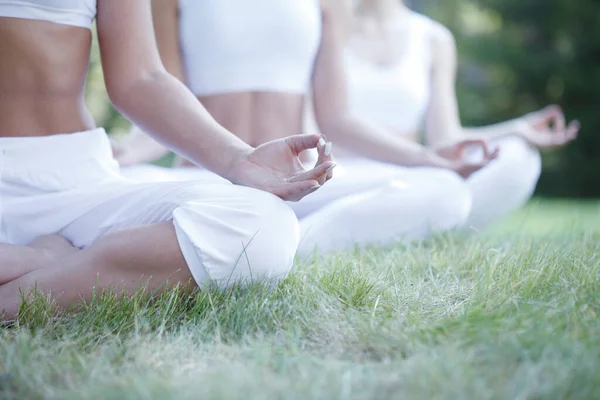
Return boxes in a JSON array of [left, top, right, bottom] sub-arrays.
[[461, 118, 524, 142], [427, 118, 526, 150], [109, 70, 251, 178], [322, 114, 452, 168]]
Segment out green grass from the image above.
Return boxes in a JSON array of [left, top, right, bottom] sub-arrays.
[[2, 200, 599, 399]]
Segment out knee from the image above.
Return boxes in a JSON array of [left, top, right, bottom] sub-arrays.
[[494, 136, 541, 190], [463, 136, 542, 230], [172, 187, 299, 288], [416, 170, 472, 231], [238, 191, 300, 281], [476, 136, 542, 206], [359, 171, 472, 242], [369, 170, 471, 240]]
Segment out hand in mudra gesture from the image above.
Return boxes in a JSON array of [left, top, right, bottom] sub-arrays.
[[436, 139, 499, 178], [227, 134, 336, 202], [518, 105, 579, 150]]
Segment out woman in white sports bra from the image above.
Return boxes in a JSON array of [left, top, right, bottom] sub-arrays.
[[0, 0, 336, 320], [342, 0, 579, 228], [117, 0, 502, 256]]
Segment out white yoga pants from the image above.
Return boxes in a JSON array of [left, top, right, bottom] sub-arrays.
[[122, 136, 541, 256], [0, 129, 299, 287]]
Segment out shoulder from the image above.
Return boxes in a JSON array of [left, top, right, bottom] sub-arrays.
[[405, 12, 456, 65], [405, 13, 457, 76], [317, 0, 352, 37], [319, 0, 351, 19], [415, 14, 456, 59]]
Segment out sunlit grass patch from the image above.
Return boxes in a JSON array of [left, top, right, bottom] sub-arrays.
[[1, 201, 599, 399]]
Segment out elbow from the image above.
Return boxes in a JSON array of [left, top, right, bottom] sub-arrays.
[[105, 78, 128, 111]]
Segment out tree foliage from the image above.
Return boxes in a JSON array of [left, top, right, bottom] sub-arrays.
[[424, 0, 600, 197]]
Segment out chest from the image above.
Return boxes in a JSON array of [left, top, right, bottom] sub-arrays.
[[347, 19, 413, 67], [178, 0, 321, 57]]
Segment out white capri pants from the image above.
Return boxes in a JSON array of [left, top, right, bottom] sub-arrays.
[[122, 136, 541, 257], [0, 129, 299, 288]]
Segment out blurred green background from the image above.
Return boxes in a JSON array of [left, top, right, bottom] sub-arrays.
[[85, 0, 600, 198]]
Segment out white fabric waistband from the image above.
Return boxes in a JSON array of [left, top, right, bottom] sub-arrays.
[[0, 129, 112, 170], [0, 1, 94, 29]]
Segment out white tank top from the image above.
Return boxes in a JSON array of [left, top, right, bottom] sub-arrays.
[[0, 0, 96, 29], [178, 0, 322, 96], [345, 12, 434, 135]]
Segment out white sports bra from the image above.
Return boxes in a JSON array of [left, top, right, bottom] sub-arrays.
[[345, 12, 434, 135], [0, 0, 96, 29], [178, 0, 322, 96]]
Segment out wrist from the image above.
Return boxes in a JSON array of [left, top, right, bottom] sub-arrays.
[[513, 117, 530, 135], [222, 143, 254, 184], [424, 149, 453, 170], [435, 157, 454, 171]]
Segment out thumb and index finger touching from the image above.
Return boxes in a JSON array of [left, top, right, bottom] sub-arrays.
[[456, 139, 499, 161], [451, 139, 500, 178], [286, 134, 336, 185]]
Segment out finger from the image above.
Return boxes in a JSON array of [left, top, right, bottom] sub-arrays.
[[285, 134, 324, 155], [288, 161, 336, 183], [311, 161, 337, 186], [273, 180, 321, 202], [544, 105, 565, 132], [565, 120, 580, 141], [471, 161, 489, 174], [457, 139, 490, 157], [457, 139, 487, 149], [313, 138, 334, 185], [464, 148, 498, 177], [321, 165, 336, 184], [314, 173, 327, 186], [316, 138, 334, 165], [460, 161, 490, 178], [296, 184, 322, 201], [485, 146, 500, 161], [549, 120, 579, 146], [272, 181, 319, 201]]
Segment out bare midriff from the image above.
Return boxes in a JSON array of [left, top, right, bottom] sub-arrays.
[[0, 17, 95, 137], [175, 90, 422, 165], [176, 91, 305, 166]]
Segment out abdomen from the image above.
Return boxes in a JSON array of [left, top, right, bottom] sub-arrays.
[[0, 17, 94, 136]]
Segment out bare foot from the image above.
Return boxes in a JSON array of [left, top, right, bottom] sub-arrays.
[[0, 235, 79, 285], [29, 235, 79, 259]]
